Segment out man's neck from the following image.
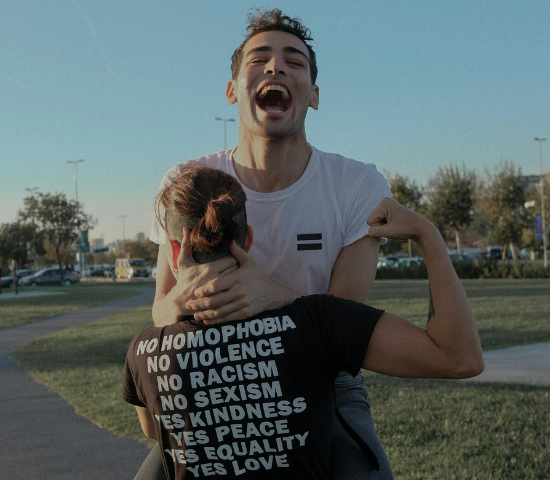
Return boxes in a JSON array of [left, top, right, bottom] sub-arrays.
[[232, 132, 312, 193]]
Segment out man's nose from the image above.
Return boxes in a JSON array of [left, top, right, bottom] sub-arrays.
[[264, 56, 286, 75]]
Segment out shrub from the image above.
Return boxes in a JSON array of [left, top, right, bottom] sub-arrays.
[[375, 258, 550, 280]]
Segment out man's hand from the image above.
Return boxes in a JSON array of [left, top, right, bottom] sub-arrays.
[[186, 242, 301, 324], [367, 197, 434, 244], [153, 229, 239, 326]]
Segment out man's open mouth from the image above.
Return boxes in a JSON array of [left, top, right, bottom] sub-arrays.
[[256, 85, 291, 114]]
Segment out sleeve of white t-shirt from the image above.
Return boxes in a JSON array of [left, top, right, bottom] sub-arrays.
[[343, 165, 391, 248]]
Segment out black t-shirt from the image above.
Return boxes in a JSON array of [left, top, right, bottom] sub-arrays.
[[123, 294, 384, 480]]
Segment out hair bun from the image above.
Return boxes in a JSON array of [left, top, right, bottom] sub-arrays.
[[190, 194, 239, 253]]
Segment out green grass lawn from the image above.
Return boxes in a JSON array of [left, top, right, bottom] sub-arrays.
[[0, 283, 144, 329], [12, 279, 550, 478], [368, 278, 550, 350]]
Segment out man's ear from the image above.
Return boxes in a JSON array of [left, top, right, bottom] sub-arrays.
[[169, 239, 181, 271], [243, 225, 253, 253], [309, 84, 319, 110], [226, 79, 238, 105]]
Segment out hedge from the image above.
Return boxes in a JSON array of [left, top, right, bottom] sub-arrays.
[[376, 258, 550, 280]]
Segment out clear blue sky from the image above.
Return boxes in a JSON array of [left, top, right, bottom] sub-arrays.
[[2, 0, 549, 244]]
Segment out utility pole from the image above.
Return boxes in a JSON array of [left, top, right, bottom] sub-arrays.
[[120, 215, 128, 257], [215, 117, 235, 150], [67, 159, 85, 275], [66, 159, 84, 202], [534, 138, 547, 268]]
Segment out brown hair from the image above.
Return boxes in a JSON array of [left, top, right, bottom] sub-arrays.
[[231, 8, 318, 84], [156, 166, 247, 263]]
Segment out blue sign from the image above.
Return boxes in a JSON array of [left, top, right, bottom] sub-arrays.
[[535, 213, 543, 241], [93, 247, 109, 253]]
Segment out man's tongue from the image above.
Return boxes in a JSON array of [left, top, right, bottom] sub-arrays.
[[257, 90, 289, 114]]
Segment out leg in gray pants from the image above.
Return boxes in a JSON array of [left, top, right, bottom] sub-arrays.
[[331, 372, 394, 479]]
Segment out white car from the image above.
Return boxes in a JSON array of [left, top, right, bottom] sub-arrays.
[[377, 256, 399, 269], [395, 257, 425, 268]]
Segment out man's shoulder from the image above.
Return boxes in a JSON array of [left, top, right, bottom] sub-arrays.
[[161, 149, 233, 183], [310, 146, 389, 196], [312, 146, 380, 179]]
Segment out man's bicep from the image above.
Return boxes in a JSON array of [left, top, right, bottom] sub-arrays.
[[154, 244, 177, 302], [327, 235, 379, 303]]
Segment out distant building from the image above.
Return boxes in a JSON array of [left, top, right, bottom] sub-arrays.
[[136, 232, 146, 241], [523, 173, 549, 190], [91, 238, 104, 250]]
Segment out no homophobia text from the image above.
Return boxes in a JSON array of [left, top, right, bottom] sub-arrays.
[[135, 315, 311, 477]]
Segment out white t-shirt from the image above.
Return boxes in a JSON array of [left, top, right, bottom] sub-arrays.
[[150, 145, 390, 295]]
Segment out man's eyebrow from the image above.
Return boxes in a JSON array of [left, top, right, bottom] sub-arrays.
[[284, 46, 309, 61], [245, 45, 309, 61]]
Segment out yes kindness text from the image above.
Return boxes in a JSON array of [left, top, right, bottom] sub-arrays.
[[136, 315, 309, 477]]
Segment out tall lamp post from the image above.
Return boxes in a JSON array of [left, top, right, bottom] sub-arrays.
[[67, 159, 85, 275], [66, 159, 84, 202], [535, 138, 547, 268], [119, 215, 128, 257], [215, 117, 235, 150]]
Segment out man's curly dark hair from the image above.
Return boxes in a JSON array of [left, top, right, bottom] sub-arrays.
[[230, 8, 318, 84]]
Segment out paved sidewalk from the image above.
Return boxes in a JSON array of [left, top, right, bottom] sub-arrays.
[[466, 341, 550, 386], [0, 287, 156, 480], [0, 290, 62, 301]]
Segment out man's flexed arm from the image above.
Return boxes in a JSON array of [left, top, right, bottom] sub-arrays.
[[362, 198, 484, 379]]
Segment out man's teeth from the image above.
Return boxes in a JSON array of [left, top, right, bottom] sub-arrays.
[[258, 85, 290, 100]]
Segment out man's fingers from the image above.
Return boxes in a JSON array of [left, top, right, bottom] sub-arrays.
[[186, 288, 235, 312], [201, 304, 253, 325], [229, 241, 254, 266], [177, 227, 196, 268]]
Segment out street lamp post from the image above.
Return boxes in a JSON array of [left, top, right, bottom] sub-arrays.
[[215, 117, 235, 150], [66, 159, 84, 202], [24, 187, 40, 270], [119, 215, 128, 257], [535, 137, 547, 268], [67, 159, 85, 275]]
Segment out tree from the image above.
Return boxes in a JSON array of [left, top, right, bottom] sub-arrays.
[[120, 239, 158, 264], [425, 165, 476, 255], [18, 192, 95, 282], [478, 162, 526, 260], [0, 221, 45, 274], [386, 173, 423, 257]]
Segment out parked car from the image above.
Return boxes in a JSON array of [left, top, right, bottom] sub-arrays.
[[104, 265, 115, 277], [395, 256, 425, 268], [115, 258, 149, 279], [151, 265, 158, 278], [519, 248, 534, 260], [89, 266, 105, 277], [448, 253, 473, 262], [19, 267, 79, 287], [486, 246, 502, 260], [0, 269, 36, 288], [377, 256, 399, 268]]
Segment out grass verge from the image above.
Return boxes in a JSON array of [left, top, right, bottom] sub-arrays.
[[12, 305, 156, 447], [368, 278, 550, 350], [12, 279, 550, 478], [0, 283, 144, 329]]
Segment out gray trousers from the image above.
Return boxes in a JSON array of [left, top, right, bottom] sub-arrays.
[[134, 372, 393, 480]]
